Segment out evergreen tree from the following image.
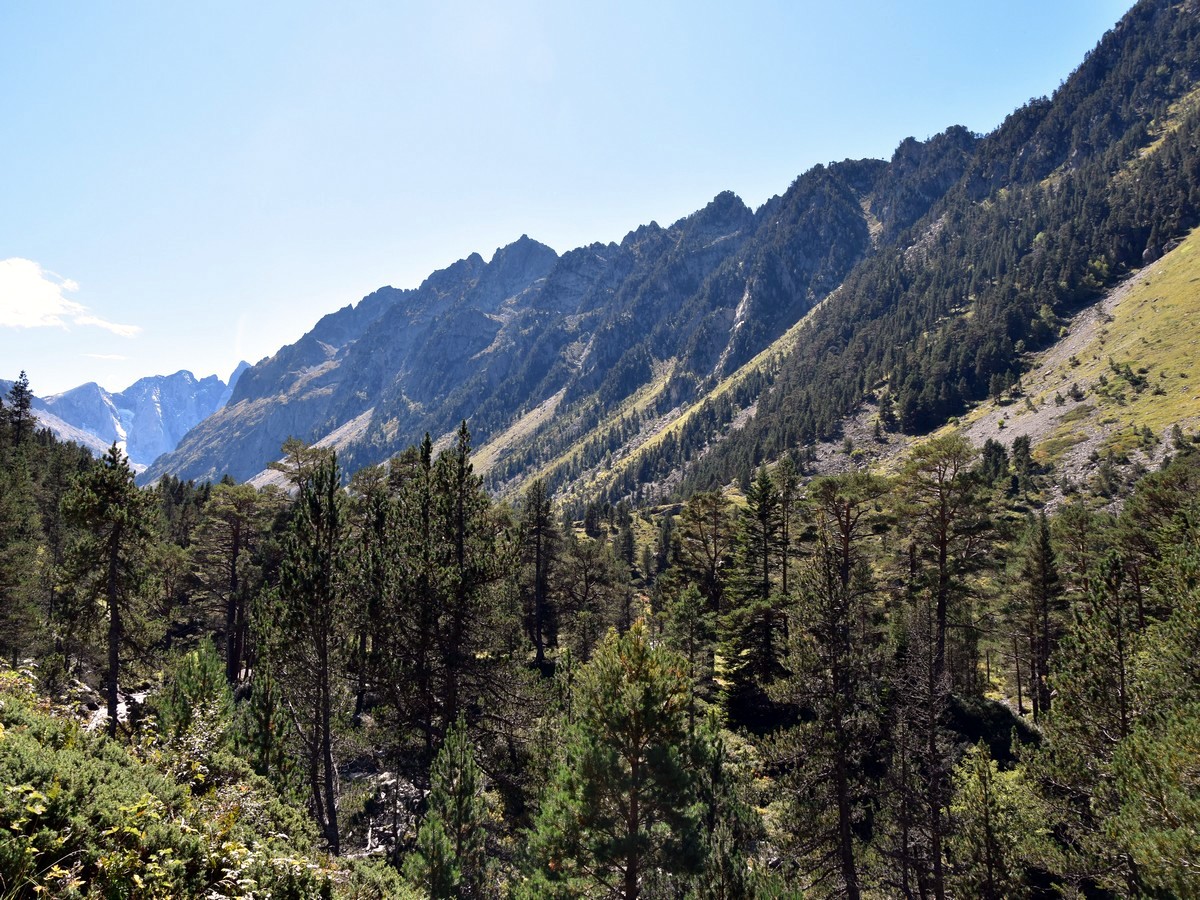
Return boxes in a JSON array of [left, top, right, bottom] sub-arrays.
[[1017, 512, 1062, 721], [0, 453, 44, 666], [977, 438, 1009, 486], [62, 443, 155, 737], [1031, 551, 1146, 893], [674, 492, 735, 615], [431, 422, 504, 729], [407, 718, 492, 899], [946, 743, 1040, 900], [772, 455, 800, 601], [881, 597, 953, 900], [191, 481, 277, 684], [897, 433, 986, 694], [345, 463, 393, 721], [661, 584, 716, 734], [557, 536, 628, 661], [523, 621, 703, 899], [267, 452, 349, 853], [721, 471, 783, 719], [521, 479, 557, 668], [5, 371, 35, 447], [152, 638, 234, 745], [768, 472, 887, 899]]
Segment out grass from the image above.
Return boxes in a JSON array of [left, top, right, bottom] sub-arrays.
[[1044, 230, 1200, 446], [497, 361, 678, 500], [947, 227, 1200, 467], [1037, 428, 1088, 467]]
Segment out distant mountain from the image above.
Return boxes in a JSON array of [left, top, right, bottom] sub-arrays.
[[145, 0, 1200, 507], [5, 365, 248, 470]]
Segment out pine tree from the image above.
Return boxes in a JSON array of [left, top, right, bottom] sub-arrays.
[[946, 743, 1039, 900], [521, 479, 556, 668], [523, 622, 703, 899], [191, 482, 277, 684], [407, 718, 492, 898], [674, 492, 735, 615], [5, 371, 35, 447], [0, 453, 44, 666], [773, 455, 800, 601], [432, 422, 502, 729], [152, 639, 234, 745], [62, 443, 154, 738], [661, 585, 716, 734], [1031, 551, 1147, 893], [768, 472, 887, 899], [720, 471, 783, 720], [557, 536, 627, 661], [1017, 512, 1062, 721], [898, 433, 986, 693], [268, 452, 349, 853]]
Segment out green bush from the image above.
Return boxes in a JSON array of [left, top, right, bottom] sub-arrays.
[[0, 668, 337, 899]]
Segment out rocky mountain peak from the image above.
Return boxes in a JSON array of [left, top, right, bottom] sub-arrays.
[[675, 191, 755, 242], [420, 252, 488, 298], [620, 221, 664, 250], [485, 235, 560, 299]]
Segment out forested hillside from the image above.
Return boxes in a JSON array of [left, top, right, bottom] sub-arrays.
[[6, 1, 1200, 898], [666, 0, 1200, 498]]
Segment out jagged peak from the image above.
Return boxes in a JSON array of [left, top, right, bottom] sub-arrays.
[[489, 233, 558, 265], [620, 221, 664, 248], [671, 190, 753, 233], [889, 124, 978, 165], [419, 251, 488, 294]]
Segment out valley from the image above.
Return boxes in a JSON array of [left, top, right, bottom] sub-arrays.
[[3, 2, 1200, 898]]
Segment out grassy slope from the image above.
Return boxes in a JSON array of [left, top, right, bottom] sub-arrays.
[[951, 226, 1200, 483]]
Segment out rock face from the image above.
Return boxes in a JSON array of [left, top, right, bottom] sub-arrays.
[[143, 128, 980, 488], [24, 365, 247, 469]]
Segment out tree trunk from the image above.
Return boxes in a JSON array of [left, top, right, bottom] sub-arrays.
[[834, 728, 861, 899], [106, 530, 122, 738], [321, 669, 340, 854], [534, 527, 546, 666], [225, 525, 241, 684], [625, 756, 640, 900]]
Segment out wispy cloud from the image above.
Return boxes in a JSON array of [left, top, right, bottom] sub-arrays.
[[86, 353, 130, 361], [0, 258, 141, 337]]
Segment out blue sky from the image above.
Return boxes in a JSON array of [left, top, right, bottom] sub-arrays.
[[1, 0, 1132, 395]]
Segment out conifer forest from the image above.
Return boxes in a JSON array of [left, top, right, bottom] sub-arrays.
[[4, 1, 1200, 897]]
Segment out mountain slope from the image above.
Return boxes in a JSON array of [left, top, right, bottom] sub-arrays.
[[146, 130, 974, 488], [672, 0, 1200, 498], [954, 226, 1200, 486], [148, 0, 1200, 507]]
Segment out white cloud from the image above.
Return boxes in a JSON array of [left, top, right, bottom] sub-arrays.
[[86, 353, 130, 361], [0, 258, 141, 337]]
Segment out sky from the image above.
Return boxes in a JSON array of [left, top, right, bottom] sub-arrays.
[[1, 0, 1133, 396]]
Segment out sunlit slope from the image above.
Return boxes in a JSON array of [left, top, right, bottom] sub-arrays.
[[952, 228, 1200, 476]]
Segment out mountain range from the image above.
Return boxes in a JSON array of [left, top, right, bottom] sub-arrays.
[[3, 364, 247, 470], [128, 0, 1200, 507]]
